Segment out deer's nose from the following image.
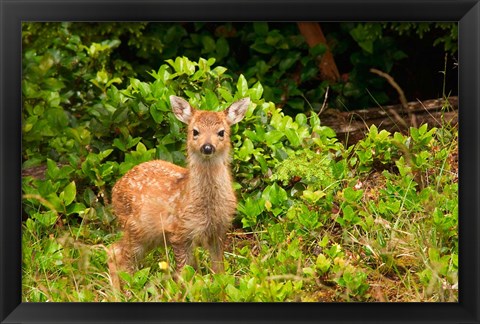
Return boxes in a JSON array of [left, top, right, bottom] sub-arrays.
[[201, 144, 215, 155]]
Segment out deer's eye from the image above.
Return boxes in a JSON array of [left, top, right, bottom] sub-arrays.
[[218, 130, 225, 137], [193, 129, 199, 137]]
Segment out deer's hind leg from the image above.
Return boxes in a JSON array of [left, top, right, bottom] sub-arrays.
[[170, 237, 198, 278], [108, 232, 147, 289]]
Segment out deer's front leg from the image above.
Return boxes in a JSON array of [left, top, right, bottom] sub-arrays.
[[209, 236, 225, 273]]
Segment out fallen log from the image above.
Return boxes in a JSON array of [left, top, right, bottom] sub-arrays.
[[319, 96, 458, 145]]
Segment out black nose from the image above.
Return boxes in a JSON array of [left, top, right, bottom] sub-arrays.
[[201, 144, 215, 155]]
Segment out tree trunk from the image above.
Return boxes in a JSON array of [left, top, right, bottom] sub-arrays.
[[297, 22, 340, 82]]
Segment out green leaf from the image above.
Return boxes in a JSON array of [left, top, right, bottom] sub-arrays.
[[43, 78, 65, 91], [295, 113, 308, 126], [287, 98, 305, 111], [265, 130, 285, 146], [251, 42, 274, 54], [284, 128, 301, 147], [205, 89, 219, 110], [319, 235, 329, 248], [248, 82, 263, 100], [216, 38, 229, 59], [237, 138, 255, 161], [262, 183, 288, 207], [113, 138, 126, 151], [180, 265, 195, 281], [106, 77, 122, 88], [197, 57, 210, 72], [302, 190, 326, 203], [265, 30, 284, 46], [393, 131, 407, 144], [359, 40, 374, 53], [368, 124, 379, 137], [202, 35, 216, 53], [302, 267, 315, 276], [343, 187, 364, 203], [428, 247, 440, 262], [46, 158, 60, 180], [62, 181, 76, 206], [33, 211, 58, 228], [236, 74, 248, 97], [419, 123, 428, 135], [309, 43, 327, 57], [99, 149, 114, 161], [133, 267, 151, 288], [217, 87, 233, 102], [316, 253, 331, 274], [393, 50, 408, 60], [136, 142, 147, 153], [96, 70, 109, 84], [239, 196, 265, 219], [211, 66, 227, 77], [226, 284, 242, 302], [326, 244, 342, 259], [46, 192, 63, 212], [253, 22, 269, 35], [66, 202, 86, 215], [279, 53, 300, 71], [342, 205, 356, 222], [150, 103, 164, 123]]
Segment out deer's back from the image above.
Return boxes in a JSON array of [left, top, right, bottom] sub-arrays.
[[112, 160, 188, 224]]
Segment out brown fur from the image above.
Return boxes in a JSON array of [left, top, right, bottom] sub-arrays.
[[108, 96, 249, 288]]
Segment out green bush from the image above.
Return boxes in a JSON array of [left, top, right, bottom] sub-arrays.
[[23, 22, 457, 118]]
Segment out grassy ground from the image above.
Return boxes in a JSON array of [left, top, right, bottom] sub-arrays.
[[22, 122, 458, 302]]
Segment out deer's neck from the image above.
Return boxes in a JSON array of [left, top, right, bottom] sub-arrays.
[[188, 158, 232, 192], [183, 153, 236, 230]]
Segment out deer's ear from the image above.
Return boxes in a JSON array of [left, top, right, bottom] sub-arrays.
[[225, 98, 250, 125], [170, 96, 194, 124]]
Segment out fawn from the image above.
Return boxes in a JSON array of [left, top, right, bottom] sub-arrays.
[[108, 95, 250, 288]]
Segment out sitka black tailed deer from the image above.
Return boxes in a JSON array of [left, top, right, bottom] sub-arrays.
[[108, 95, 250, 288]]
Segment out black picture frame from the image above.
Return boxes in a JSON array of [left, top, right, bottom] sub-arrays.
[[1, 0, 479, 323]]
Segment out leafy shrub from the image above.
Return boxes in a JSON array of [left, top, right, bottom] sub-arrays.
[[23, 21, 457, 120]]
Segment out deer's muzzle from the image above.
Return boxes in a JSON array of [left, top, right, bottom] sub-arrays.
[[200, 144, 215, 155]]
